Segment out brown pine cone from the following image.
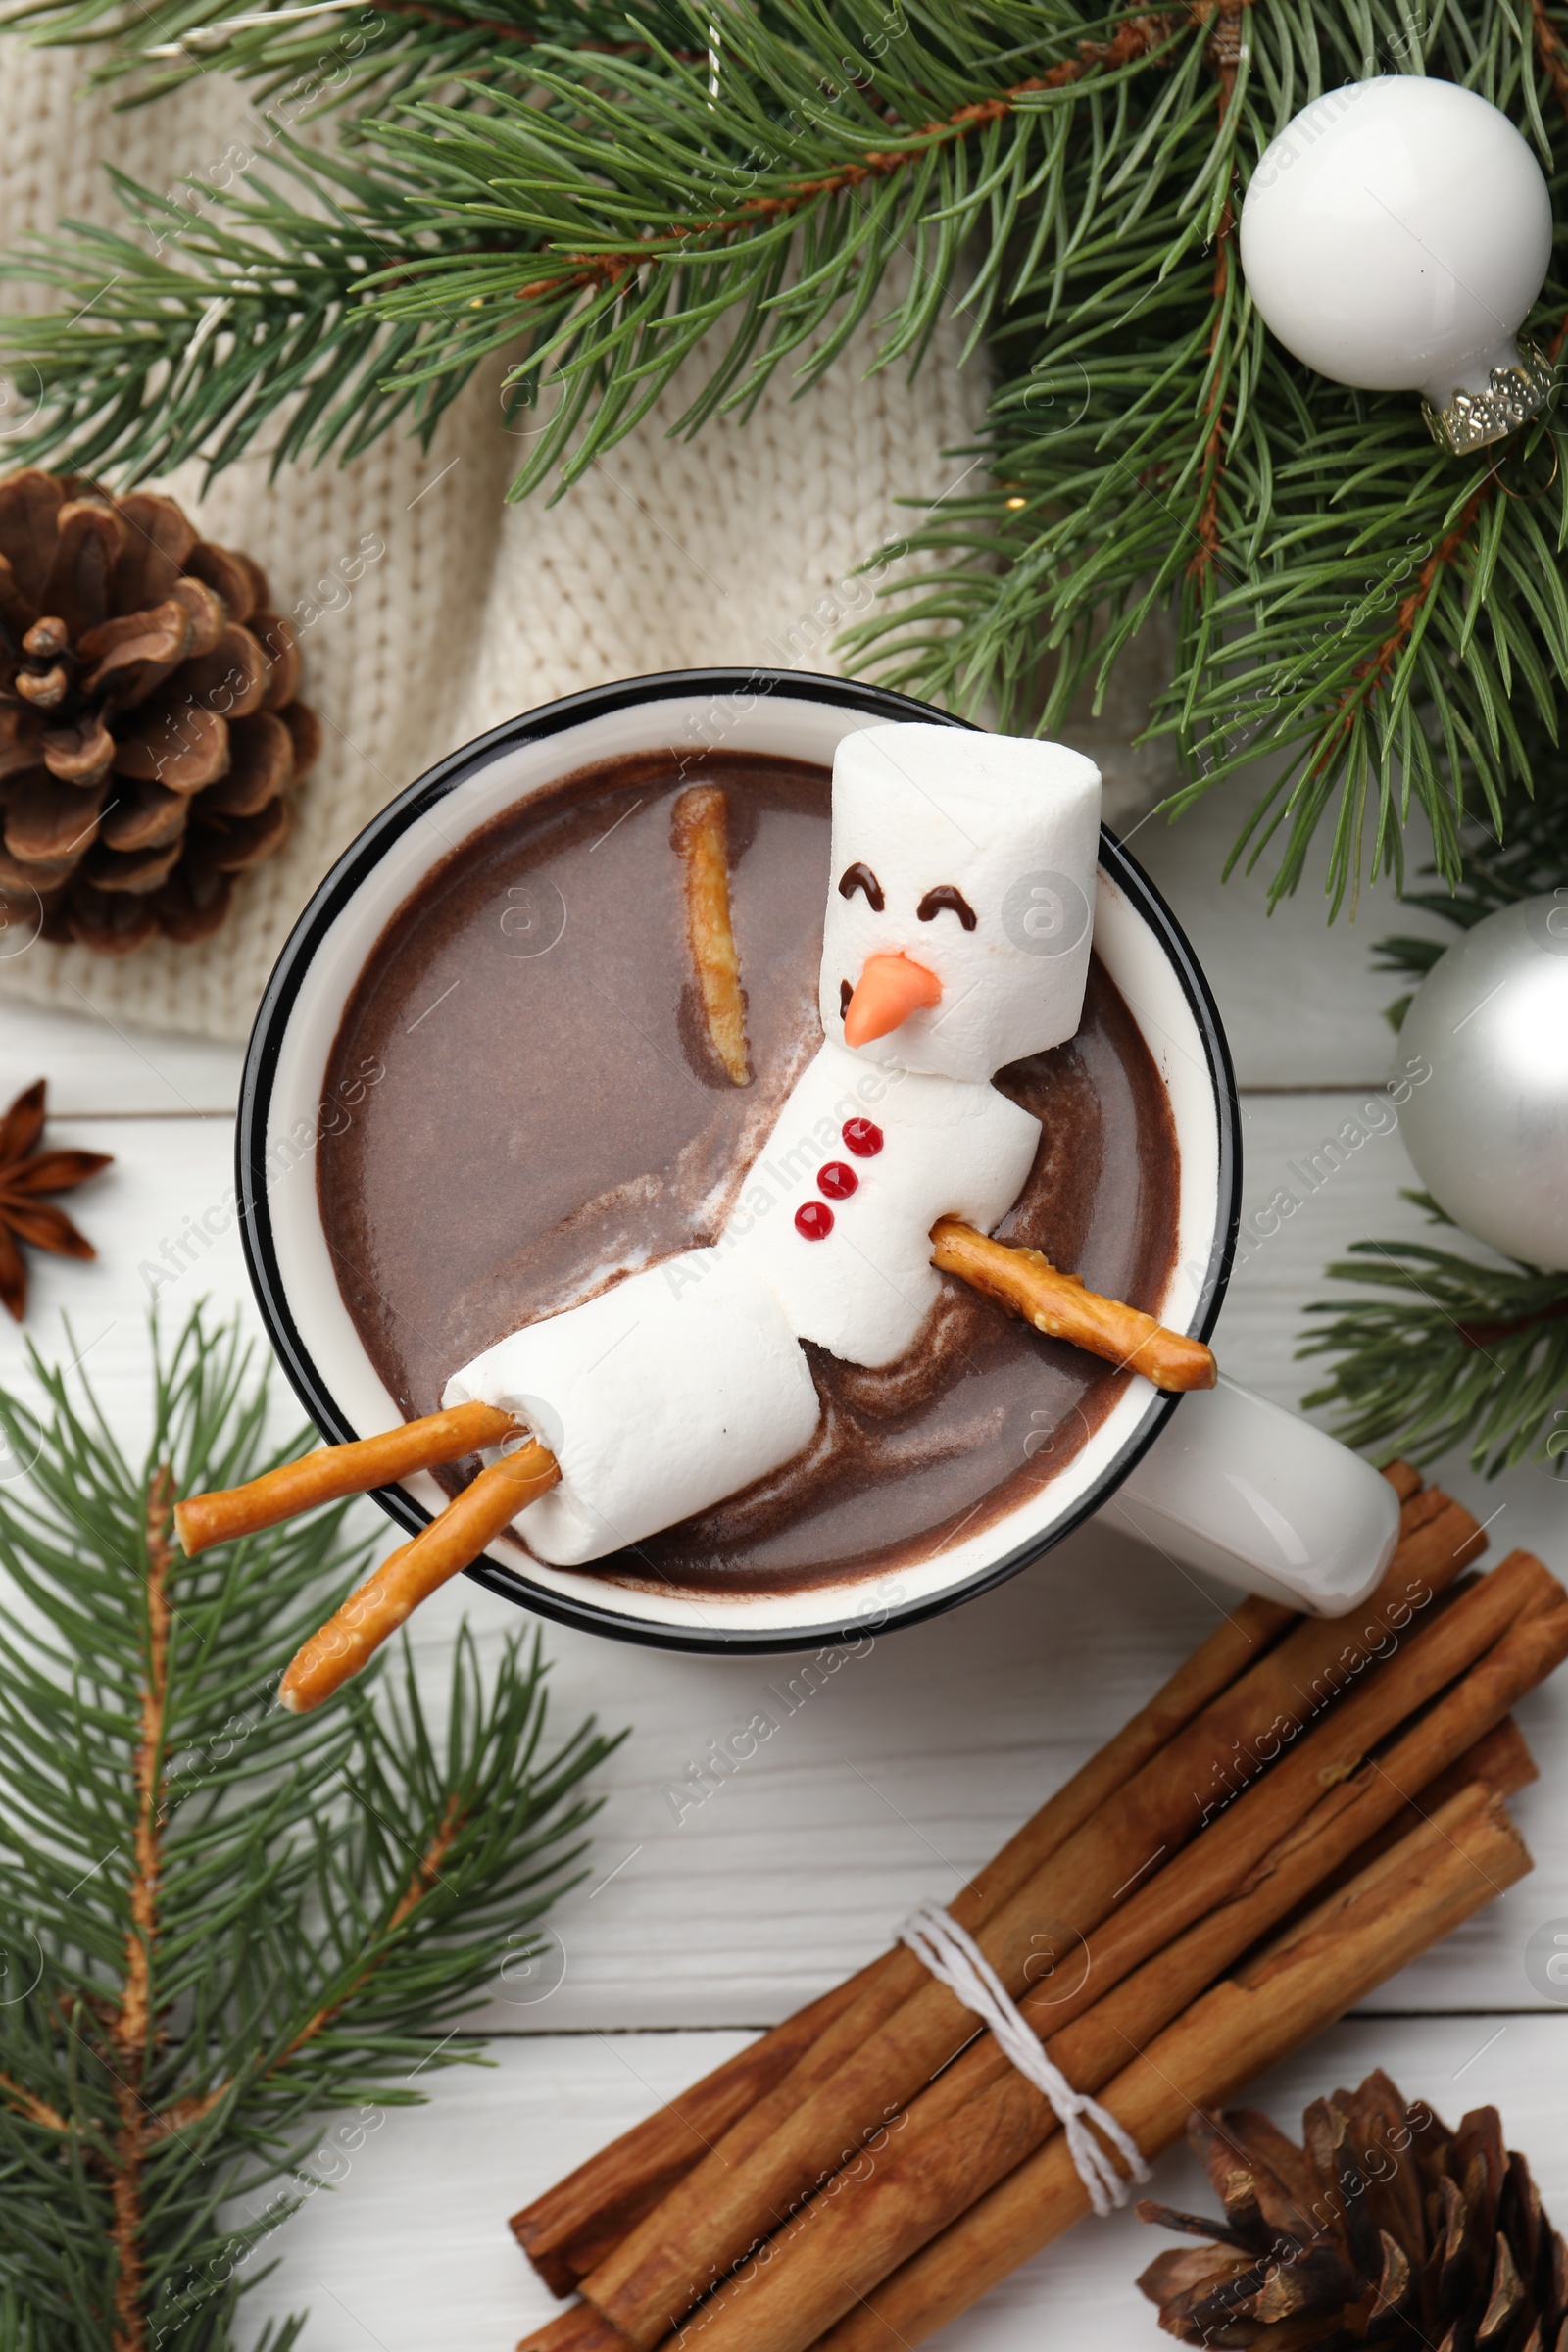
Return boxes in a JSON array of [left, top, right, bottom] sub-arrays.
[[1137, 2071, 1566, 2350], [0, 467, 320, 956]]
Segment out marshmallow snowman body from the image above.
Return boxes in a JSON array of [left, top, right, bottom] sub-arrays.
[[443, 1250, 819, 1566], [721, 1039, 1040, 1367], [444, 720, 1104, 1572]]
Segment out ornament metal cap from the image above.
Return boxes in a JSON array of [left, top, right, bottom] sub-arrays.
[[1422, 338, 1554, 456]]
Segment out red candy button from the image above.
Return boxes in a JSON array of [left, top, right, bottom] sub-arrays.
[[842, 1118, 884, 1156], [817, 1160, 858, 1200], [795, 1201, 835, 1241]]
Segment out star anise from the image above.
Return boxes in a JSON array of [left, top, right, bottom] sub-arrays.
[[0, 1079, 113, 1320]]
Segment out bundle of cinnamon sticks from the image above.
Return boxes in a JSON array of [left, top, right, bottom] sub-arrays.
[[508, 1466, 1568, 2352]]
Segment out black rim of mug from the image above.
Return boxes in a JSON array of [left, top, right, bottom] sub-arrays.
[[237, 666, 1242, 1654]]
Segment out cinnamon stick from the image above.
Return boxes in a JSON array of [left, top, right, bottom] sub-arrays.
[[672, 786, 750, 1086], [279, 1439, 559, 1712], [809, 1781, 1530, 2352], [511, 1471, 1474, 2311], [512, 1590, 1295, 2292], [1301, 1702, 1538, 1889], [601, 1567, 1566, 2352], [519, 2310, 627, 2352], [998, 1551, 1559, 2038], [575, 1516, 1474, 2347], [174, 1399, 517, 1555], [512, 1966, 884, 2294], [932, 1217, 1217, 1392]]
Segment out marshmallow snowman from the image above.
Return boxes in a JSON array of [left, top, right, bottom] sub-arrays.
[[444, 723, 1102, 1568]]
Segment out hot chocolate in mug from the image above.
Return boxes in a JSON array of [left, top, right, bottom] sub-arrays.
[[239, 670, 1398, 1653]]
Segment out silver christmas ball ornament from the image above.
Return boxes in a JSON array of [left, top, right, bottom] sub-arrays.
[[1397, 894, 1568, 1271], [1240, 76, 1554, 456]]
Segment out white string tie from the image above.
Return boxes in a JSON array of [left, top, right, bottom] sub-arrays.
[[898, 1900, 1150, 2218]]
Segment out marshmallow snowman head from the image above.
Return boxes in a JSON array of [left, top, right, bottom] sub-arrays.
[[817, 724, 1102, 1084]]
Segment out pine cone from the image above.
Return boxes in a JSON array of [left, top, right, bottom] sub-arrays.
[[0, 467, 320, 955], [1137, 2071, 1566, 2350]]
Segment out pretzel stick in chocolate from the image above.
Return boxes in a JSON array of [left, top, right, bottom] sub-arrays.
[[174, 1399, 519, 1556], [672, 785, 751, 1086], [931, 1217, 1216, 1393], [279, 1437, 560, 1714]]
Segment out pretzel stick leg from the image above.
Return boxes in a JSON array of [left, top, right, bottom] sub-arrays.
[[279, 1439, 561, 1713], [932, 1218, 1216, 1394], [672, 785, 751, 1085], [174, 1399, 519, 1556]]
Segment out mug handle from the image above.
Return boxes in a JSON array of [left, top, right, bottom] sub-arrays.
[[1111, 1376, 1399, 1616]]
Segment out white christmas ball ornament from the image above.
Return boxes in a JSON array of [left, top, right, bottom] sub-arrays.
[[1240, 76, 1553, 455], [1397, 894, 1568, 1271]]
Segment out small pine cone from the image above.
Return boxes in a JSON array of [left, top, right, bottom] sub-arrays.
[[1137, 2071, 1566, 2350], [0, 468, 320, 955]]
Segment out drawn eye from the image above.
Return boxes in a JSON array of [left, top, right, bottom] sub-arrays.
[[838, 861, 884, 911], [916, 885, 977, 932]]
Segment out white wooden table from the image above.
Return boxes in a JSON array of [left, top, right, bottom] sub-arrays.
[[4, 789, 1565, 2352]]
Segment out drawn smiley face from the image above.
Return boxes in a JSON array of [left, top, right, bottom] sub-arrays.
[[833, 869, 976, 1041], [818, 723, 1102, 1082]]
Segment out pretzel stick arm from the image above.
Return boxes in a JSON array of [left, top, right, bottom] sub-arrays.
[[173, 1399, 519, 1556], [672, 785, 751, 1086], [931, 1218, 1216, 1393], [279, 1439, 561, 1713]]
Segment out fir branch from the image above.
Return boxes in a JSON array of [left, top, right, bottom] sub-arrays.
[[493, 9, 1186, 306], [365, 4, 1192, 495], [106, 1464, 177, 2346], [1184, 0, 1245, 586], [846, 1, 1568, 907], [0, 1304, 622, 2351], [0, 145, 513, 480], [4, 0, 1568, 905], [0, 5, 1195, 491], [1299, 1195, 1568, 1476]]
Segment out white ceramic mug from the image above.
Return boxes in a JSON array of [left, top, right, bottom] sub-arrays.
[[239, 669, 1397, 1652]]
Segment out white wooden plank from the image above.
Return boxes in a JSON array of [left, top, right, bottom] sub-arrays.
[[0, 998, 243, 1115], [1131, 780, 1454, 1090], [1226, 1093, 1568, 1567], [230, 2030, 757, 2352], [237, 2013, 1568, 2352], [1, 1104, 1562, 2034]]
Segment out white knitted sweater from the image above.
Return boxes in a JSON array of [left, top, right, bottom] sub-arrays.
[[0, 50, 1168, 1042]]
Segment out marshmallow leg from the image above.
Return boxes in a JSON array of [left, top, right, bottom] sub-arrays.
[[443, 1251, 821, 1567]]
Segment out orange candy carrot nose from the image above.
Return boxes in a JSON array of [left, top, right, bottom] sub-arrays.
[[843, 953, 943, 1047]]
